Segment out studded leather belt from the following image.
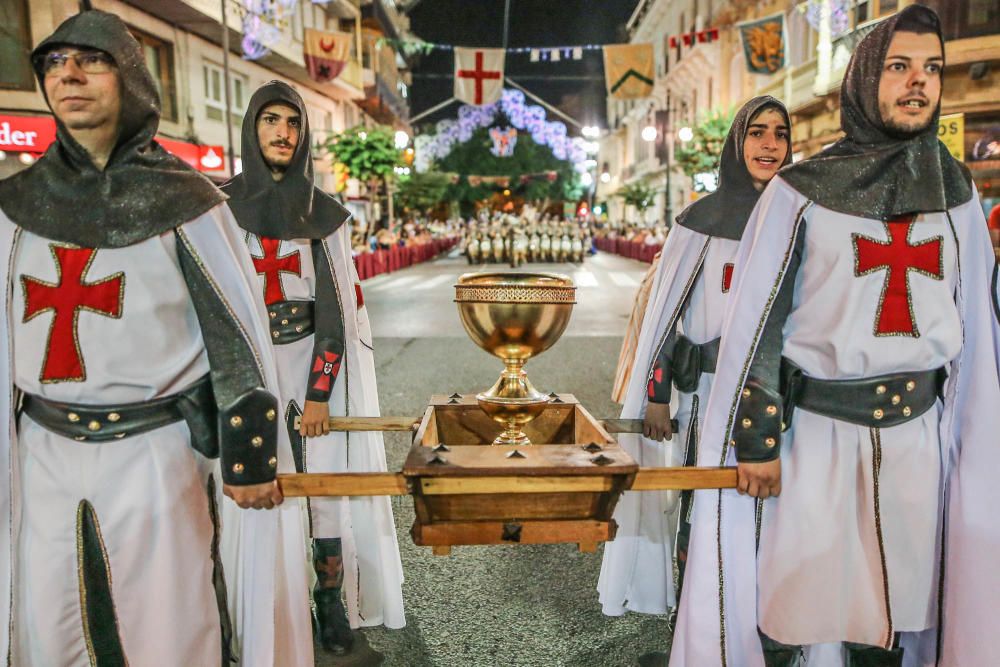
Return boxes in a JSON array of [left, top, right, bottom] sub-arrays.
[[19, 375, 218, 455], [269, 299, 314, 345], [781, 360, 946, 429], [671, 335, 722, 393]]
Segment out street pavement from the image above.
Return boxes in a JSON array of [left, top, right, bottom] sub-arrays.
[[317, 249, 670, 667]]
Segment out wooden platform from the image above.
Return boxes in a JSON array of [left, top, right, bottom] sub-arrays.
[[403, 394, 636, 554]]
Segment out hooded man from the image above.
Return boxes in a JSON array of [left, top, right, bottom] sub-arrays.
[[0, 10, 309, 665], [221, 81, 405, 655], [670, 6, 1000, 666], [598, 97, 791, 624]]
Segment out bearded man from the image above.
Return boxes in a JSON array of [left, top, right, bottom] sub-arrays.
[[671, 6, 1000, 666]]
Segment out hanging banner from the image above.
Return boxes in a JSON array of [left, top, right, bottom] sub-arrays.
[[303, 28, 352, 83], [602, 43, 654, 100], [737, 13, 786, 74], [454, 47, 505, 106]]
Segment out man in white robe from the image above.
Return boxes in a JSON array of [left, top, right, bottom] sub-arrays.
[[671, 6, 1000, 666], [600, 99, 792, 667], [222, 81, 405, 656], [0, 9, 304, 665]]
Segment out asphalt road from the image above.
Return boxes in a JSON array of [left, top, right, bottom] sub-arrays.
[[317, 250, 669, 667]]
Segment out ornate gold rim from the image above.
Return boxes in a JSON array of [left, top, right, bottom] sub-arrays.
[[454, 272, 576, 304]]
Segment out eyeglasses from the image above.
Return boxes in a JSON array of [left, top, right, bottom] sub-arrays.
[[40, 50, 115, 77]]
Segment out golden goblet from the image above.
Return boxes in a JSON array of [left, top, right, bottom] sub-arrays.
[[454, 272, 576, 446]]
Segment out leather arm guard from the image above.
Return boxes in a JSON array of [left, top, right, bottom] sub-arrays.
[[305, 240, 347, 404], [733, 378, 784, 462], [219, 388, 279, 485], [731, 223, 805, 463], [646, 323, 678, 405]]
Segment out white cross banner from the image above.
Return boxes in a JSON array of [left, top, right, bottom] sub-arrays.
[[454, 47, 505, 106]]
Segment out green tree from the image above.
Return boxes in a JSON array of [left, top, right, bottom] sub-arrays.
[[396, 171, 453, 213], [322, 125, 401, 182], [674, 106, 735, 182], [616, 181, 656, 213]]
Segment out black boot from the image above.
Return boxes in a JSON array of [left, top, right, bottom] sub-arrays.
[[845, 643, 904, 667], [313, 538, 354, 655], [759, 631, 803, 667]]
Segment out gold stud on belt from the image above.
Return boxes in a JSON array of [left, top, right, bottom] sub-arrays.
[[875, 385, 887, 395], [766, 405, 778, 416], [88, 420, 101, 432], [67, 412, 80, 423], [230, 415, 243, 428], [232, 463, 245, 474], [742, 418, 752, 428], [251, 436, 263, 448], [266, 409, 276, 421], [268, 456, 277, 468], [765, 437, 776, 448], [902, 406, 912, 417], [873, 409, 885, 420], [742, 388, 752, 398], [107, 412, 121, 422], [891, 395, 901, 405], [906, 380, 916, 392]]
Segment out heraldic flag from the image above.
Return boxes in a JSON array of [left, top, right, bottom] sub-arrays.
[[454, 47, 505, 106], [304, 28, 352, 83], [603, 43, 654, 100]]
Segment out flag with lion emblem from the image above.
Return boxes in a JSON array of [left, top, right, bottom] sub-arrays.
[[737, 13, 786, 74]]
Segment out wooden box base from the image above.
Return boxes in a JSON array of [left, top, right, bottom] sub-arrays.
[[402, 394, 637, 554]]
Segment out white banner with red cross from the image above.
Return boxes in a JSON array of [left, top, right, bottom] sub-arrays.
[[454, 47, 505, 106]]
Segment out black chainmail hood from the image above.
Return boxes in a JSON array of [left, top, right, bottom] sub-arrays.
[[0, 9, 226, 247], [675, 95, 792, 241], [221, 80, 350, 240], [779, 4, 972, 219]]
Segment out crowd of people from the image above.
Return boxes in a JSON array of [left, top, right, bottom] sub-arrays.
[[463, 211, 594, 265]]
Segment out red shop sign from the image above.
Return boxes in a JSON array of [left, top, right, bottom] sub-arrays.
[[0, 114, 225, 172], [0, 115, 56, 152]]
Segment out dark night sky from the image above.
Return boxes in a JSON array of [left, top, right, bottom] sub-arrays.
[[405, 0, 641, 133]]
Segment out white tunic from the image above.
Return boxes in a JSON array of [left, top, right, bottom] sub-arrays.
[[759, 205, 960, 647], [11, 228, 219, 665], [245, 226, 405, 630], [598, 224, 738, 616]]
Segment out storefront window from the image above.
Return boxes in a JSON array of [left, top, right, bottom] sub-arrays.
[[0, 0, 34, 91]]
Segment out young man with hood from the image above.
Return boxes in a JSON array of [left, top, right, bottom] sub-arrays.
[[671, 6, 1000, 666], [0, 10, 310, 665], [599, 96, 791, 623], [221, 81, 405, 655]]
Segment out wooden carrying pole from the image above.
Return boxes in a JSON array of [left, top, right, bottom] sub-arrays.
[[278, 467, 737, 497], [294, 416, 650, 433]]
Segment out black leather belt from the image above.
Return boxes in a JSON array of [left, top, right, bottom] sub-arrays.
[[671, 335, 721, 393], [781, 360, 946, 429], [19, 375, 218, 456], [268, 299, 314, 344]]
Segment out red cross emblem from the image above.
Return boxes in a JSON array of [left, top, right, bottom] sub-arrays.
[[251, 237, 301, 306], [722, 263, 734, 293], [22, 246, 125, 383], [311, 351, 341, 392], [457, 51, 502, 105], [853, 216, 943, 337], [647, 360, 665, 399]]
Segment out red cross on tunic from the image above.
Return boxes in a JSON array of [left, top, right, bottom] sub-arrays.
[[22, 246, 124, 383], [311, 351, 341, 393], [722, 263, 734, 293], [252, 237, 301, 306], [457, 51, 502, 105], [853, 215, 943, 337]]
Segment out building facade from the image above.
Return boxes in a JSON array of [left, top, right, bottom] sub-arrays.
[[0, 0, 412, 199], [598, 0, 1000, 226]]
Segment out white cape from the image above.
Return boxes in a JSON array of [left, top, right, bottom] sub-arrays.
[[670, 178, 1000, 667], [598, 224, 711, 616]]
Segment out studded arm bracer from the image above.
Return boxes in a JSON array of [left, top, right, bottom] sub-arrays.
[[177, 232, 279, 486], [732, 230, 804, 463]]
